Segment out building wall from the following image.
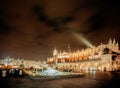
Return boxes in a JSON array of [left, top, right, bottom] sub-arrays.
[[47, 39, 120, 72], [55, 54, 112, 72]]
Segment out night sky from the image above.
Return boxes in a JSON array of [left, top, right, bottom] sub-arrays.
[[0, 0, 120, 60]]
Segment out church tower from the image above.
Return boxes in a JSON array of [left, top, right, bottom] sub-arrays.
[[53, 48, 58, 65], [107, 38, 113, 49], [67, 44, 71, 52]]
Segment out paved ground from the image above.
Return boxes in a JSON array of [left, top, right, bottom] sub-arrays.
[[0, 71, 120, 88]]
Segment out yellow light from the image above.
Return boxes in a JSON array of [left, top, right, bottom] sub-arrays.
[[72, 32, 93, 48]]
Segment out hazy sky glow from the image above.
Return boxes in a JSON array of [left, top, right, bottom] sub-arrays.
[[0, 0, 120, 60], [72, 32, 93, 48]]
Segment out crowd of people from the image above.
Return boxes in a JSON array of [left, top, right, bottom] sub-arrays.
[[0, 68, 24, 77]]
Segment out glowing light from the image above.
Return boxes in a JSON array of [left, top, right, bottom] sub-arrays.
[[72, 32, 93, 48], [53, 48, 58, 56], [40, 68, 64, 76]]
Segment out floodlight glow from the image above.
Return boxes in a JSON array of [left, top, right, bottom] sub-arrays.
[[72, 32, 93, 48]]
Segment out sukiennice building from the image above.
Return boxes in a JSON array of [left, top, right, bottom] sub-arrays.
[[47, 39, 120, 72]]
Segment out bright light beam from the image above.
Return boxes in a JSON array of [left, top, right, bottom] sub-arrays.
[[72, 32, 93, 48]]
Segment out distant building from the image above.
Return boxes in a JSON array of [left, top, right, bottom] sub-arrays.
[[0, 57, 42, 69], [47, 38, 120, 72]]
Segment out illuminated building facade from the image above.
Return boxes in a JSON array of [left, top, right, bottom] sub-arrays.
[[47, 39, 120, 72], [0, 57, 42, 69]]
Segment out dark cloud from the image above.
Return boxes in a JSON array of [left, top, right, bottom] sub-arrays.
[[0, 10, 5, 18], [0, 11, 13, 36], [0, 0, 120, 60], [0, 19, 10, 34], [31, 5, 48, 23], [87, 11, 105, 32], [31, 5, 74, 33]]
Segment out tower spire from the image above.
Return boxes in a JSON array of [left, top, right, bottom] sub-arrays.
[[108, 38, 112, 43], [113, 38, 116, 45], [53, 47, 58, 56], [116, 41, 119, 47], [67, 44, 71, 52]]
